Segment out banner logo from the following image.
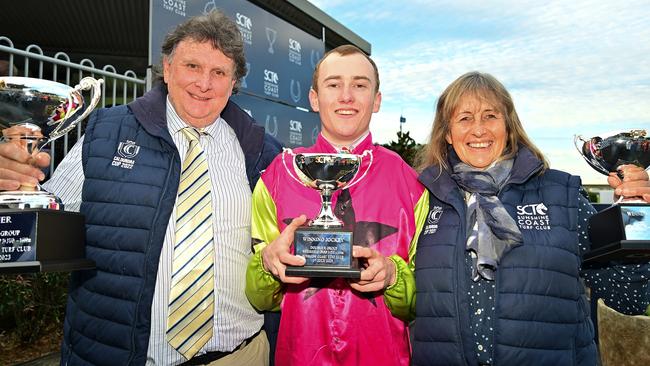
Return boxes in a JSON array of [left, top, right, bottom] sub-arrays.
[[289, 119, 303, 145], [311, 126, 319, 144], [202, 0, 215, 14], [265, 115, 278, 137], [311, 50, 321, 69], [241, 62, 251, 89], [264, 69, 280, 98], [290, 79, 301, 103], [289, 38, 302, 65], [236, 13, 253, 45], [266, 27, 277, 54], [162, 0, 186, 17]]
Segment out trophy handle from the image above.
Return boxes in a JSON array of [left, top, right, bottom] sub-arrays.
[[573, 134, 611, 176], [282, 148, 313, 187], [45, 77, 104, 146], [342, 149, 373, 191]]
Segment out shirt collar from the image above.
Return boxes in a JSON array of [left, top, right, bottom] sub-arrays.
[[165, 96, 221, 138], [318, 131, 373, 153], [320, 130, 372, 153]]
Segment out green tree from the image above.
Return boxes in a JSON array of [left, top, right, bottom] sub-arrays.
[[382, 131, 422, 167]]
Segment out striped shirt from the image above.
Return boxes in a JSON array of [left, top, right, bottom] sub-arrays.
[[44, 98, 263, 365]]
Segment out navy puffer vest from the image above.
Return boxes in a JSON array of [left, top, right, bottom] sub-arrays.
[[60, 85, 281, 365], [412, 148, 597, 366]]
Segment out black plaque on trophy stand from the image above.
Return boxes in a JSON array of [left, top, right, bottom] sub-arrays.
[[0, 209, 93, 273], [287, 227, 360, 278], [583, 203, 650, 264]]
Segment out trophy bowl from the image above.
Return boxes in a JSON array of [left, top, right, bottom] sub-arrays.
[[574, 129, 650, 177], [282, 149, 372, 278], [0, 76, 103, 209], [293, 153, 361, 227], [575, 129, 650, 264]]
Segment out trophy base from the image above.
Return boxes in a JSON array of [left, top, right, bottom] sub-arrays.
[[584, 203, 650, 265], [0, 209, 93, 273], [287, 226, 360, 279], [285, 265, 361, 279], [0, 259, 96, 273], [582, 240, 650, 265]]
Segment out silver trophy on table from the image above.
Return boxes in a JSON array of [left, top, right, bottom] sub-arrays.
[[0, 76, 102, 272], [574, 129, 650, 264], [282, 149, 372, 278]]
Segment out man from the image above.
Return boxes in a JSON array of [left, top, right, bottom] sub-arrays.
[[244, 45, 429, 366], [0, 10, 280, 365]]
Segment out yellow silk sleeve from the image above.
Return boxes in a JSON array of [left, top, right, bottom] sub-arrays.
[[383, 189, 429, 321], [245, 179, 284, 312]]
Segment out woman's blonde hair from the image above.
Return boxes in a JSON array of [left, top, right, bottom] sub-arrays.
[[415, 71, 548, 172]]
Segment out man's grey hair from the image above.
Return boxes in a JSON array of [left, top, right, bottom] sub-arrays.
[[154, 9, 247, 93]]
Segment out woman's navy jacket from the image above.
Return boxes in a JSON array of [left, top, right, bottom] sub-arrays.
[[412, 147, 597, 366]]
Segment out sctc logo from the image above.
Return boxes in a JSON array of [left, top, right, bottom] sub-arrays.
[[516, 203, 548, 216], [264, 69, 279, 84], [289, 38, 301, 52], [236, 13, 252, 30], [289, 120, 302, 132]]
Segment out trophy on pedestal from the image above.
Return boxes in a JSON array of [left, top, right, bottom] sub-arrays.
[[282, 149, 372, 278], [574, 129, 650, 264], [0, 76, 103, 273]]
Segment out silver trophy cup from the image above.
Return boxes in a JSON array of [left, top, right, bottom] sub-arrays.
[[574, 129, 650, 264], [282, 149, 372, 278], [0, 76, 102, 272], [0, 76, 103, 209], [574, 129, 650, 179]]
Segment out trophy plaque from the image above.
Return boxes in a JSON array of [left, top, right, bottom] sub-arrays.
[[0, 76, 102, 273], [574, 129, 650, 264], [282, 149, 372, 278]]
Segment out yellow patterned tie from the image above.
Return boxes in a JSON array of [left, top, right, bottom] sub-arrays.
[[167, 127, 214, 359]]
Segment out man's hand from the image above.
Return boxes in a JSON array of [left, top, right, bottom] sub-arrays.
[[607, 164, 650, 202], [0, 142, 50, 191], [349, 246, 396, 293], [260, 215, 309, 284]]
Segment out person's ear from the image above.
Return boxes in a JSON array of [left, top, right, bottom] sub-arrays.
[[308, 88, 320, 112]]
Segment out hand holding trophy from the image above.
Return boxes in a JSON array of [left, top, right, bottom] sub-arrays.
[[282, 148, 372, 278], [574, 129, 650, 263], [0, 76, 102, 272]]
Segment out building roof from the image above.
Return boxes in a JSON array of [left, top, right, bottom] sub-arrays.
[[1, 0, 370, 76]]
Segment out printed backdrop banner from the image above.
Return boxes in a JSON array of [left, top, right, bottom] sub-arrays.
[[151, 0, 324, 111], [231, 93, 321, 148]]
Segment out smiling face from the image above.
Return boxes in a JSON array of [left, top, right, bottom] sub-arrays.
[[445, 93, 508, 169], [309, 52, 381, 146], [163, 39, 236, 128]]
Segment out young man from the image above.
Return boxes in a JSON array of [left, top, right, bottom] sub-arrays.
[[0, 10, 280, 365], [245, 45, 428, 366]]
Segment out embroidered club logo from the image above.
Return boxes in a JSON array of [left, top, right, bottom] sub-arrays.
[[113, 140, 139, 169], [118, 141, 140, 158], [516, 203, 550, 230], [423, 205, 443, 235]]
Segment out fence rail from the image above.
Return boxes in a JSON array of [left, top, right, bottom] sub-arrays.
[[0, 36, 147, 174]]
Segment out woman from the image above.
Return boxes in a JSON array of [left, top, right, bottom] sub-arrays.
[[411, 71, 649, 365]]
